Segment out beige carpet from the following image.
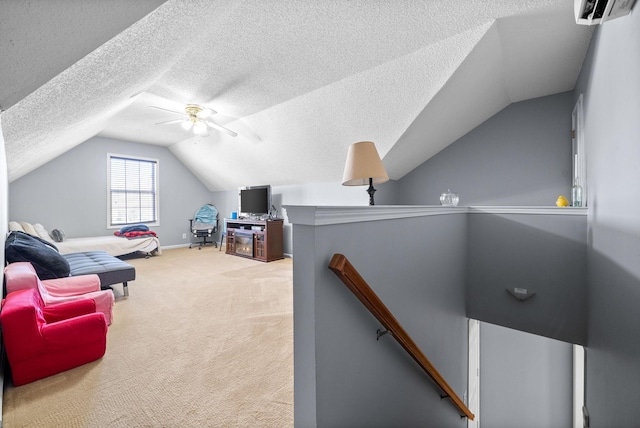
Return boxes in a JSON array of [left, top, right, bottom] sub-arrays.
[[2, 247, 293, 427]]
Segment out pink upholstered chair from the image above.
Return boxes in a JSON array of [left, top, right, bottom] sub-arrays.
[[4, 262, 114, 325]]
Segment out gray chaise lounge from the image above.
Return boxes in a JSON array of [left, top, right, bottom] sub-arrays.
[[65, 251, 136, 297]]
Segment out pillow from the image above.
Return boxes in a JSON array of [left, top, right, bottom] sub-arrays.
[[20, 222, 38, 237], [33, 223, 54, 242], [4, 231, 69, 280], [51, 228, 66, 242], [8, 221, 24, 232]]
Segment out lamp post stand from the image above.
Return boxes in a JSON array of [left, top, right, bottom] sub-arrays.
[[367, 177, 376, 206]]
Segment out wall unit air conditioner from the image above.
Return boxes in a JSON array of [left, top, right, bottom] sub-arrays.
[[575, 0, 637, 25]]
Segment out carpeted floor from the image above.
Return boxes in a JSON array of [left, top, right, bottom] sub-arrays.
[[2, 247, 294, 427]]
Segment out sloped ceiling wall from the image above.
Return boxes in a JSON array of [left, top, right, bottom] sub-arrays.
[[0, 1, 593, 191]]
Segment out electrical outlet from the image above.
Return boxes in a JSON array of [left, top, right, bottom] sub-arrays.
[[182, 233, 187, 239]]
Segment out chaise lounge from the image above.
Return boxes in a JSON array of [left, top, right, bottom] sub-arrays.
[[5, 231, 136, 297], [65, 251, 136, 297]]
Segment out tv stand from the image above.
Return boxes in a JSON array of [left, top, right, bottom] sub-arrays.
[[225, 218, 284, 262]]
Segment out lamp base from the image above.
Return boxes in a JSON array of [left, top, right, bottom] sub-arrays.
[[367, 177, 376, 206]]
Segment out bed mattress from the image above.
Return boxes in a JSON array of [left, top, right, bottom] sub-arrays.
[[55, 235, 161, 257]]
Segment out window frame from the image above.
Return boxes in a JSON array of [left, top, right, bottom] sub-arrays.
[[107, 153, 160, 228]]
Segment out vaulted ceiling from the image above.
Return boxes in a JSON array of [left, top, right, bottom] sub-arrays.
[[0, 1, 593, 191]]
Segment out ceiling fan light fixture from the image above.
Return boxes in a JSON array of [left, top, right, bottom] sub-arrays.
[[151, 103, 234, 137], [193, 121, 208, 135]]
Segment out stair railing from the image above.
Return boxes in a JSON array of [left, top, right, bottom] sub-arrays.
[[328, 253, 475, 421]]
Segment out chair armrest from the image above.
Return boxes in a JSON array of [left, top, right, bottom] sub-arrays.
[[43, 298, 97, 323], [4, 262, 40, 294], [42, 313, 107, 349], [42, 274, 101, 296]]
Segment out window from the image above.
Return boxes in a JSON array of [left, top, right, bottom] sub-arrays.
[[108, 154, 158, 227]]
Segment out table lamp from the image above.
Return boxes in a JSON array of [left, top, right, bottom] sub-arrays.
[[341, 141, 389, 205]]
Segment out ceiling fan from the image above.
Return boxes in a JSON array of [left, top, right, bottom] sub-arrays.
[[151, 104, 238, 137]]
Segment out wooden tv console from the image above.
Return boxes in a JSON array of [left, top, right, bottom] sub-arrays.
[[225, 218, 284, 262]]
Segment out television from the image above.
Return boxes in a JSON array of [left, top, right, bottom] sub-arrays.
[[238, 185, 272, 219]]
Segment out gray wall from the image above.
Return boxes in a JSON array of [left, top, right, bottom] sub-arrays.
[[293, 213, 469, 427], [480, 321, 573, 428], [8, 136, 213, 247], [0, 115, 6, 423], [1, 115, 8, 286], [575, 9, 640, 427], [467, 212, 587, 345], [397, 92, 574, 206], [210, 91, 574, 256]]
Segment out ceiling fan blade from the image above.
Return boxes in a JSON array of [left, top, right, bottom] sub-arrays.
[[196, 108, 217, 118], [155, 119, 184, 125], [204, 120, 238, 137], [149, 105, 185, 116]]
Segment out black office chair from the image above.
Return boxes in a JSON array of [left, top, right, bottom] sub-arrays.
[[189, 204, 218, 250]]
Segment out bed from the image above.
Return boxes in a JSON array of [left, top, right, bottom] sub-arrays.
[[55, 235, 161, 256], [9, 221, 161, 257]]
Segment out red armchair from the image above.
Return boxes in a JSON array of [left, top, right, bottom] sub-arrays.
[[4, 262, 114, 325], [0, 288, 107, 386]]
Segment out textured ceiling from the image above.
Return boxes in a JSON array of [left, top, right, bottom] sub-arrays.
[[0, 0, 593, 191]]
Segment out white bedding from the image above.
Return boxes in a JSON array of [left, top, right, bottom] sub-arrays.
[[55, 235, 162, 256], [8, 221, 161, 257]]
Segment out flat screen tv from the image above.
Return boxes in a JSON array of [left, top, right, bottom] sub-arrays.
[[238, 185, 271, 219]]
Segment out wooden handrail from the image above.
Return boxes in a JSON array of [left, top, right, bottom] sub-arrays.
[[328, 253, 475, 421]]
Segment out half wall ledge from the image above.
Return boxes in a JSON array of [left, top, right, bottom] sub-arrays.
[[283, 205, 587, 226]]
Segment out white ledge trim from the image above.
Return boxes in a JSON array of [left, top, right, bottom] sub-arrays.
[[468, 206, 587, 215], [283, 205, 587, 226]]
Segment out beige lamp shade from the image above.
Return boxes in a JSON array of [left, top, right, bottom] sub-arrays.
[[342, 141, 389, 186]]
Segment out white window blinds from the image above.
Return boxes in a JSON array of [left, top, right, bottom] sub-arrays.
[[108, 155, 158, 226]]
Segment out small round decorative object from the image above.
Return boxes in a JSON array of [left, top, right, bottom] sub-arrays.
[[440, 189, 459, 207], [555, 195, 569, 207]]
